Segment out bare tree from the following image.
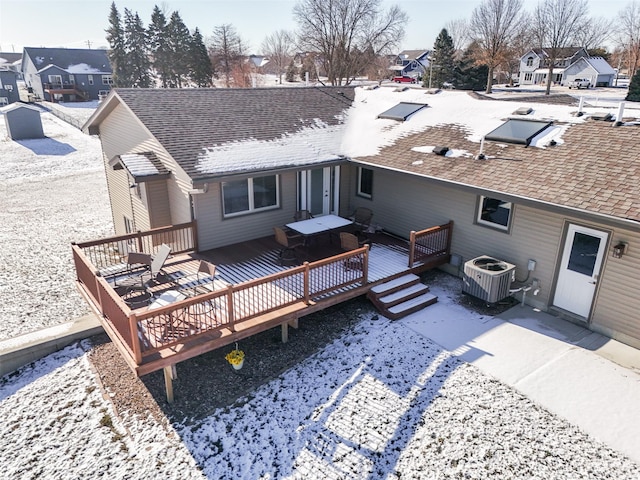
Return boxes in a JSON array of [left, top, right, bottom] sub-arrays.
[[209, 24, 244, 88], [617, 1, 640, 76], [293, 0, 407, 85], [261, 30, 294, 84], [445, 18, 471, 56], [499, 18, 534, 86], [575, 17, 613, 51], [533, 0, 589, 95], [470, 0, 526, 93]]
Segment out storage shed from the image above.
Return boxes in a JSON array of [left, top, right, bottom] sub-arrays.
[[0, 103, 44, 140]]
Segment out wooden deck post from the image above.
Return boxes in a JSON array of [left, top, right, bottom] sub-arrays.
[[303, 262, 311, 305], [163, 365, 174, 403], [226, 284, 235, 331], [129, 312, 142, 364], [408, 230, 416, 268], [281, 323, 288, 343]]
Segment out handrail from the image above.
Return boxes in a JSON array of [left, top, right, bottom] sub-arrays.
[[91, 246, 370, 357], [74, 221, 197, 271], [408, 221, 453, 268]]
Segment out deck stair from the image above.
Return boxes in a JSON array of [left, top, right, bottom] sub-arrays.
[[367, 273, 438, 320]]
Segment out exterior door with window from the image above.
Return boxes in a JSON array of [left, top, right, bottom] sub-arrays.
[[553, 224, 608, 318], [48, 74, 62, 86], [299, 166, 339, 217]]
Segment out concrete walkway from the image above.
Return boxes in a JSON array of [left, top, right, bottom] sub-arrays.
[[402, 302, 640, 464], [0, 315, 102, 377]]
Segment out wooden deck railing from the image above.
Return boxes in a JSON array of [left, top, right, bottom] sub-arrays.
[[73, 240, 369, 363], [73, 222, 197, 272], [408, 221, 453, 268]]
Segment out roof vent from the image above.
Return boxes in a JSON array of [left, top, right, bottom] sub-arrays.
[[394, 86, 409, 92], [513, 107, 532, 115], [433, 146, 449, 156], [590, 112, 613, 122], [366, 85, 379, 90]]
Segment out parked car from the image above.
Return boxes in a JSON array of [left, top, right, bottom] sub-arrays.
[[568, 78, 590, 89], [393, 75, 417, 84]]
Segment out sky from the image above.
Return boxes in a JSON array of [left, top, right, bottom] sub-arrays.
[[0, 0, 630, 55]]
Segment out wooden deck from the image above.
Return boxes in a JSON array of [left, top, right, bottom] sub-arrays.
[[72, 221, 453, 383]]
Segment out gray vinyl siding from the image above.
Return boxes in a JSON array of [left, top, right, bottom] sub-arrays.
[[194, 171, 298, 250], [347, 164, 640, 347]]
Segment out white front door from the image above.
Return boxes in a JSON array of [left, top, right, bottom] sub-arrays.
[[553, 224, 608, 318], [299, 166, 340, 217]]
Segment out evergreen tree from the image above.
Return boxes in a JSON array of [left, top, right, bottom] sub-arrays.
[[453, 41, 488, 91], [626, 68, 640, 101], [167, 11, 192, 87], [105, 2, 129, 87], [189, 28, 214, 87], [148, 5, 171, 88], [123, 8, 152, 88], [286, 60, 298, 82], [425, 29, 456, 89]]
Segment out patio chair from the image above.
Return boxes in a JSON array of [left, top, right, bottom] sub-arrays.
[[189, 260, 217, 296], [340, 232, 368, 251], [351, 207, 373, 234], [293, 209, 313, 222], [274, 226, 305, 266], [119, 244, 172, 292], [340, 232, 366, 270]]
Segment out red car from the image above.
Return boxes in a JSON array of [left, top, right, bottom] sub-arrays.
[[392, 75, 417, 84]]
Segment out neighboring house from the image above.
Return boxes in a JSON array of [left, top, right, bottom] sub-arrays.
[[389, 50, 430, 79], [21, 47, 112, 102], [519, 47, 588, 85], [0, 68, 20, 105], [84, 86, 640, 351], [0, 52, 23, 78], [562, 56, 616, 87]]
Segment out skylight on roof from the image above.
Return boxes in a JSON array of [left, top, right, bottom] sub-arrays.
[[485, 119, 552, 146], [378, 102, 427, 122]]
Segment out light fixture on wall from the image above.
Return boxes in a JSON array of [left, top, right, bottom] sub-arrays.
[[612, 242, 627, 258]]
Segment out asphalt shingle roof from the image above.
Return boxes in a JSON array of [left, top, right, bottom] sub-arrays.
[[354, 120, 640, 223], [114, 87, 355, 181], [23, 47, 111, 73]]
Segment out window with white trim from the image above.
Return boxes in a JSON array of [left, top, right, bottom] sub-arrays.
[[88, 75, 94, 85], [222, 175, 279, 217], [356, 167, 373, 199], [102, 75, 113, 85], [526, 56, 534, 67], [476, 196, 512, 231]]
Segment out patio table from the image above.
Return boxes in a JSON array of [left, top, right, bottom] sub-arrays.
[[286, 214, 352, 241]]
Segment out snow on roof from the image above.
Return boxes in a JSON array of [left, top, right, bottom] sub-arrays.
[[584, 57, 616, 75], [196, 121, 343, 175], [66, 63, 106, 74], [340, 87, 584, 159], [116, 152, 168, 179]]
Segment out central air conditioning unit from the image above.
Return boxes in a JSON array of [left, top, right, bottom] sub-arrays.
[[462, 255, 516, 303]]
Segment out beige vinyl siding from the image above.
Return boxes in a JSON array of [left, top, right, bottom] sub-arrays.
[[194, 171, 298, 250], [98, 101, 193, 229], [103, 154, 134, 234], [145, 179, 171, 228], [591, 227, 640, 347]]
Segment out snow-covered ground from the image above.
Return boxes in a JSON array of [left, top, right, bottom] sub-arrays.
[[2, 298, 639, 479], [0, 108, 112, 340], [2, 89, 640, 478]]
